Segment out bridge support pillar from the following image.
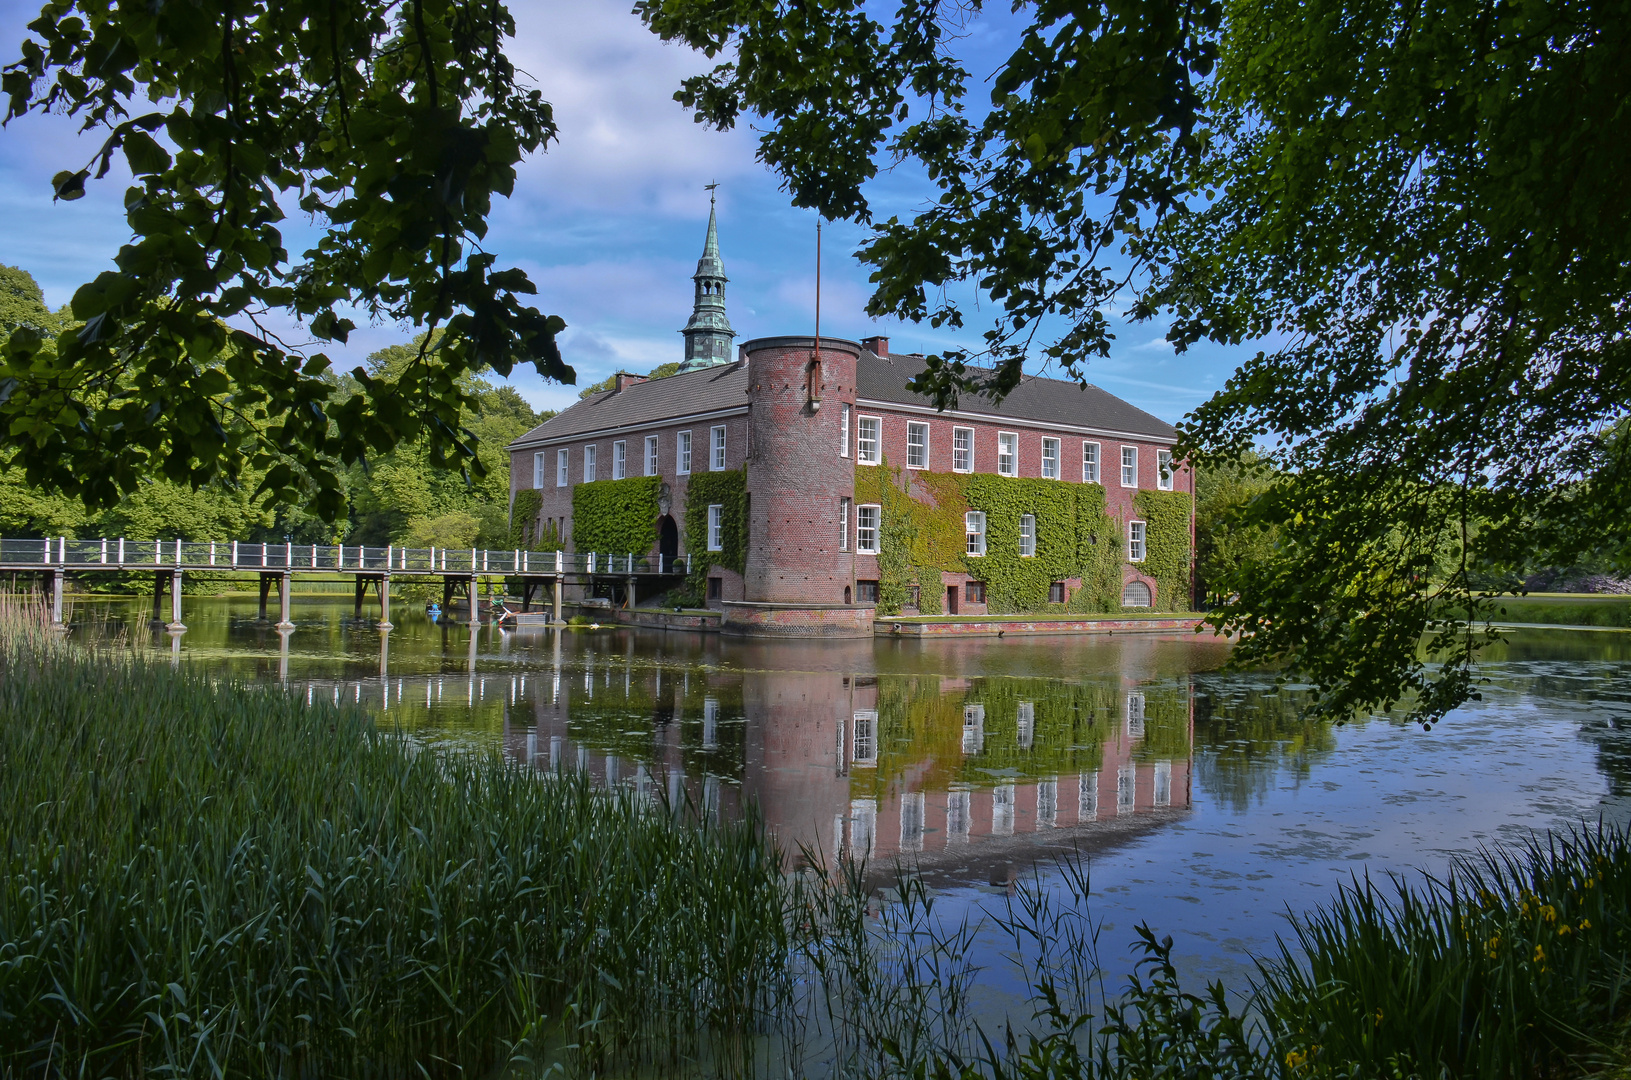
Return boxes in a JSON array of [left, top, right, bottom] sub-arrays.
[[354, 576, 366, 618], [626, 576, 636, 610], [152, 570, 167, 626], [553, 575, 564, 624], [468, 574, 480, 624], [51, 569, 64, 628], [377, 574, 393, 631], [167, 569, 186, 632], [257, 574, 272, 621], [276, 571, 294, 631]]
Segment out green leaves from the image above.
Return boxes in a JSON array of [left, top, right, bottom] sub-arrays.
[[2, 0, 570, 521]]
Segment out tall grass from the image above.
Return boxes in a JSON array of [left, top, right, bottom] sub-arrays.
[[0, 617, 790, 1077]]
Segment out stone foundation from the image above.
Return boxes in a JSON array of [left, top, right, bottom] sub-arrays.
[[720, 600, 876, 638]]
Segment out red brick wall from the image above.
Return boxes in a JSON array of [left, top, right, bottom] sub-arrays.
[[742, 337, 861, 604]]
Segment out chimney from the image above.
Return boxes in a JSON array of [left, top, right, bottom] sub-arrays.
[[613, 371, 646, 392], [861, 335, 889, 358]]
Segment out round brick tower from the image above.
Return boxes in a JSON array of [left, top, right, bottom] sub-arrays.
[[742, 335, 860, 604]]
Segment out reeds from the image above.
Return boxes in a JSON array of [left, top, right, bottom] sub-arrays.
[[0, 631, 791, 1078]]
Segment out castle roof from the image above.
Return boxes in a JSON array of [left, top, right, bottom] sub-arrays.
[[507, 347, 1176, 451]]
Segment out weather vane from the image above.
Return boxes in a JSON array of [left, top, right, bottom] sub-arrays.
[[704, 180, 718, 205]]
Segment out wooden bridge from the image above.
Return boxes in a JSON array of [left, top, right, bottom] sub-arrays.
[[1, 538, 689, 630]]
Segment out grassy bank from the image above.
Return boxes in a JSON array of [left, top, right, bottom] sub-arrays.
[[0, 627, 790, 1076], [1467, 593, 1631, 628]]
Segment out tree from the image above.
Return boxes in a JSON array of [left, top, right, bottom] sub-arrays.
[[1194, 454, 1275, 607], [577, 361, 682, 400], [1, 0, 572, 522], [639, 0, 1631, 722]]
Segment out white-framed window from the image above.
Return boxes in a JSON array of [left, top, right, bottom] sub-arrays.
[[710, 425, 727, 470], [1082, 441, 1100, 484], [953, 427, 973, 472], [1121, 445, 1138, 487], [840, 404, 851, 457], [1127, 691, 1146, 739], [1157, 449, 1174, 491], [852, 710, 878, 765], [965, 510, 987, 556], [612, 440, 627, 480], [584, 444, 597, 482], [1128, 520, 1146, 562], [857, 415, 881, 464], [677, 430, 692, 474], [1041, 437, 1060, 479], [839, 497, 851, 551], [962, 704, 985, 755], [1154, 760, 1172, 806], [645, 435, 659, 476], [998, 431, 1017, 476], [556, 448, 569, 487], [906, 421, 929, 469], [1118, 764, 1136, 813], [532, 452, 545, 488], [1019, 513, 1036, 557], [856, 504, 881, 554], [707, 504, 724, 551], [1017, 701, 1034, 749]]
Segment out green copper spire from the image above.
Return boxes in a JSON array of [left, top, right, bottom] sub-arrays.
[[680, 189, 736, 371]]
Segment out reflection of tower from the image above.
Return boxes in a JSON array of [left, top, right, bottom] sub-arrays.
[[679, 192, 736, 371]]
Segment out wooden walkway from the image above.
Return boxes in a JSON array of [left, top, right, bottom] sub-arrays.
[[4, 537, 687, 630]]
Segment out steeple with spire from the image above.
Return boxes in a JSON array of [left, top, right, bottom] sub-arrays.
[[679, 189, 736, 372]]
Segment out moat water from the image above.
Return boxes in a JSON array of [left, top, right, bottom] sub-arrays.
[[69, 592, 1631, 1002]]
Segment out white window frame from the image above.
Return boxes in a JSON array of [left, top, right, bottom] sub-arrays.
[[840, 497, 851, 551], [965, 510, 987, 556], [556, 448, 569, 487], [645, 435, 659, 477], [710, 425, 727, 471], [1121, 445, 1138, 488], [906, 421, 929, 470], [707, 504, 724, 551], [997, 431, 1018, 476], [677, 430, 692, 475], [584, 444, 597, 483], [852, 710, 878, 765], [1157, 449, 1174, 491], [857, 415, 881, 465], [1128, 520, 1147, 562], [532, 452, 545, 488], [856, 504, 881, 554], [1019, 513, 1036, 557], [612, 439, 627, 480], [952, 427, 974, 473], [1041, 437, 1060, 480], [840, 404, 851, 458], [1082, 441, 1100, 484]]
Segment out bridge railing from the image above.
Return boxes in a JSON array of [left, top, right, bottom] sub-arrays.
[[0, 538, 693, 577]]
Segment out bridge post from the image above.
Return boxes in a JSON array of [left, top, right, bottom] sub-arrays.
[[378, 573, 393, 631], [152, 571, 166, 626], [51, 568, 64, 628], [354, 576, 365, 618], [167, 569, 186, 632], [553, 575, 564, 624], [257, 574, 271, 621], [468, 574, 480, 624], [276, 571, 294, 631], [626, 575, 636, 610]]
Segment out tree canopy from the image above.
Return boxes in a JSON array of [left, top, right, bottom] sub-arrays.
[[639, 0, 1631, 722], [1, 0, 572, 521]]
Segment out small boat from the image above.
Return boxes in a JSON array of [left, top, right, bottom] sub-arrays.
[[426, 602, 442, 619]]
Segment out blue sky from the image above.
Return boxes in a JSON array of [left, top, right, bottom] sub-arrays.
[[0, 0, 1246, 425]]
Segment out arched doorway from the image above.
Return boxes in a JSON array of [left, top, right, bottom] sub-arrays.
[[658, 514, 679, 568], [1121, 580, 1152, 608]]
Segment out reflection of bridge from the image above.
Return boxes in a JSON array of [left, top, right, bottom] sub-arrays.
[[4, 538, 687, 629]]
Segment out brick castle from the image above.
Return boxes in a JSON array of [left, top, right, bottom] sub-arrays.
[[508, 203, 1191, 632]]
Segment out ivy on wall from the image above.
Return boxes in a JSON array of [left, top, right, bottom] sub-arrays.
[[571, 476, 660, 556], [508, 489, 543, 548], [857, 461, 1190, 615], [1134, 490, 1193, 612], [681, 469, 747, 599]]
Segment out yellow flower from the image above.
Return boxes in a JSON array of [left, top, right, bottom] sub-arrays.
[[1540, 904, 1557, 922], [1558, 924, 1573, 936], [1580, 919, 1593, 931], [1373, 1008, 1384, 1026], [1286, 1050, 1308, 1071], [1533, 944, 1546, 964]]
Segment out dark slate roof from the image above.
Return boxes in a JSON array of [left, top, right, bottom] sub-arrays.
[[508, 351, 1177, 451], [508, 362, 749, 448], [856, 353, 1177, 441]]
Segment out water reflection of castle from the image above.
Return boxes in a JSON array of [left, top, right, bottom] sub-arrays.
[[496, 655, 1193, 878]]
